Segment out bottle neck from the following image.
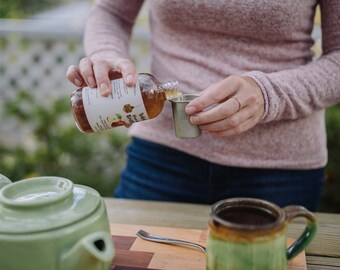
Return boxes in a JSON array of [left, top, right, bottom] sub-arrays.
[[158, 81, 182, 100]]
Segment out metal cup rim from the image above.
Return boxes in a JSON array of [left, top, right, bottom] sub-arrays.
[[169, 94, 199, 103]]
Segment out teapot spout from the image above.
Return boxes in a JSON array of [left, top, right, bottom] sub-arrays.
[[60, 231, 114, 270], [0, 174, 12, 190]]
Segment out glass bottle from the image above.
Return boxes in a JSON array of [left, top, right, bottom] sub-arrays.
[[70, 73, 181, 133]]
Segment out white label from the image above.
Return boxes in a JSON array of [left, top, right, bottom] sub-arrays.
[[82, 79, 149, 132]]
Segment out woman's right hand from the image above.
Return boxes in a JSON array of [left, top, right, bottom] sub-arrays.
[[66, 57, 137, 96]]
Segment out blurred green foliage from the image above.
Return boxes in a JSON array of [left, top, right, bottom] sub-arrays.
[[0, 90, 130, 196], [321, 105, 340, 213], [0, 0, 71, 19]]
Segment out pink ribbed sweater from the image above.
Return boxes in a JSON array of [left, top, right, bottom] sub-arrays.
[[85, 0, 340, 169]]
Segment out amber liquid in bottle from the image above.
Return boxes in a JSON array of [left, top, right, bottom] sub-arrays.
[[70, 73, 181, 133]]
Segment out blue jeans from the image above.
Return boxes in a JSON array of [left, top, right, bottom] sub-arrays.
[[115, 137, 324, 211]]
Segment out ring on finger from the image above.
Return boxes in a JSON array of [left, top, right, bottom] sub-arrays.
[[231, 96, 241, 112]]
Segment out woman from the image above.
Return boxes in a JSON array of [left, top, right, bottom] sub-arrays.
[[66, 0, 340, 211]]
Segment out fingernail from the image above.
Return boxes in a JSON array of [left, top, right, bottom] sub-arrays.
[[190, 115, 198, 125], [186, 106, 196, 115], [100, 83, 110, 96], [126, 74, 134, 84], [88, 76, 96, 88], [74, 78, 82, 87]]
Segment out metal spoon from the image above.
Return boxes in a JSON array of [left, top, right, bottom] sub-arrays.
[[136, 230, 207, 254]]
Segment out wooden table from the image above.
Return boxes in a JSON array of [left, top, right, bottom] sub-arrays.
[[104, 198, 340, 270]]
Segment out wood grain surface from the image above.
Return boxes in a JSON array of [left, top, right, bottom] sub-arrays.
[[110, 223, 306, 270], [104, 198, 340, 269]]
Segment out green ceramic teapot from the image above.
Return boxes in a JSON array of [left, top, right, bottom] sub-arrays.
[[0, 174, 114, 270]]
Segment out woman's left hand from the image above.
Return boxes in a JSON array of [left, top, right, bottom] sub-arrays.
[[185, 75, 265, 137]]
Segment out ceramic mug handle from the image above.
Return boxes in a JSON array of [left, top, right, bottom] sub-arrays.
[[284, 205, 317, 261]]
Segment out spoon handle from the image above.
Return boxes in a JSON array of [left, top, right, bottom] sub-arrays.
[[136, 230, 207, 254]]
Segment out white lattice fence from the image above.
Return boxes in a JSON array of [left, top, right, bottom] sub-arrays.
[[1, 31, 150, 100], [1, 33, 83, 98], [0, 17, 150, 146], [0, 30, 83, 146]]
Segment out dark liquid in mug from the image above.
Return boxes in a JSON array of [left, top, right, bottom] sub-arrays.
[[216, 206, 277, 226]]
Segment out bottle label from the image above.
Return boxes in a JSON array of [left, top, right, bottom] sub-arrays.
[[82, 78, 149, 132]]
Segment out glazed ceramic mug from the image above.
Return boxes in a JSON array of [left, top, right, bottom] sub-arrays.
[[207, 198, 317, 270]]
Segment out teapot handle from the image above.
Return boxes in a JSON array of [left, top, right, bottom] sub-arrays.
[[0, 174, 12, 190]]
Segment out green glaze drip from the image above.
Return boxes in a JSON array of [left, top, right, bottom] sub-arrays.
[[206, 233, 287, 270]]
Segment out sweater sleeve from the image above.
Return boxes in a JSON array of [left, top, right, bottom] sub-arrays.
[[243, 0, 340, 123], [84, 0, 144, 62]]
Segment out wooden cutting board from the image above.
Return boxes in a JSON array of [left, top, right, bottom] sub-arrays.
[[110, 223, 306, 270]]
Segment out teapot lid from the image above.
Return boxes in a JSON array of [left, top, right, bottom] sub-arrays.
[[0, 176, 101, 234]]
